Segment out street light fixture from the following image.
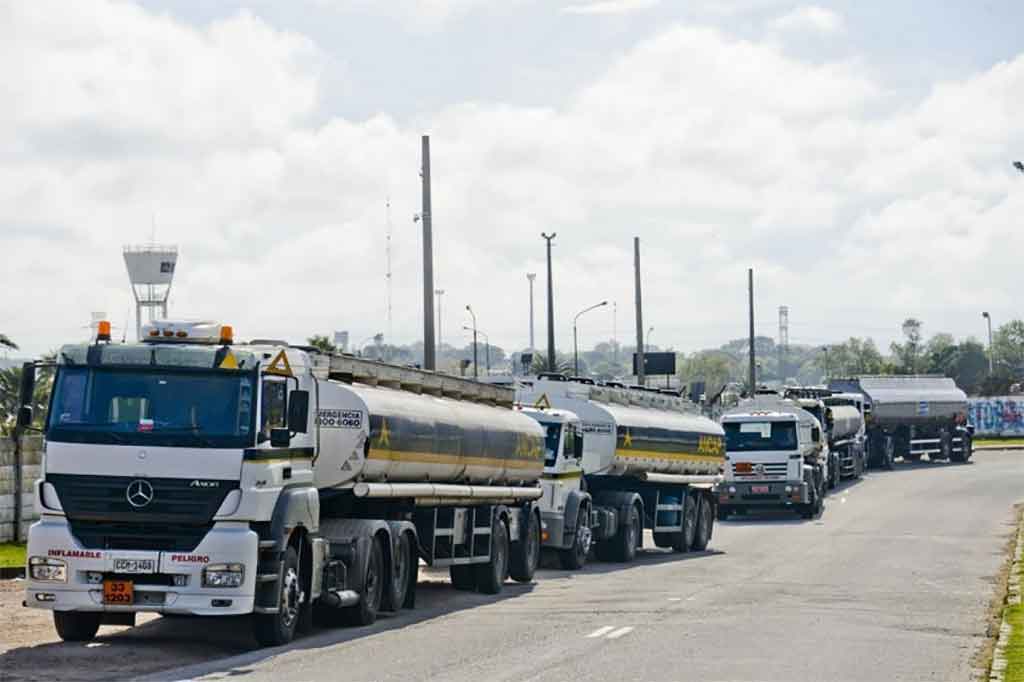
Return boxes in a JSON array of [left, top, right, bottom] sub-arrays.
[[983, 311, 994, 374], [465, 305, 478, 379], [646, 326, 654, 352], [1013, 161, 1024, 174], [464, 326, 490, 373], [573, 301, 608, 376]]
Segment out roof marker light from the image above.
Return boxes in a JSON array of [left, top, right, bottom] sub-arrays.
[[97, 320, 111, 342]]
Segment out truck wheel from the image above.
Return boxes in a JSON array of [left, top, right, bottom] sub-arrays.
[[450, 564, 476, 591], [510, 510, 541, 582], [559, 506, 591, 570], [691, 497, 713, 551], [475, 516, 509, 594], [828, 456, 839, 489], [343, 536, 384, 626], [613, 505, 641, 562], [383, 532, 414, 612], [53, 611, 101, 642], [254, 546, 303, 646], [673, 493, 698, 552]]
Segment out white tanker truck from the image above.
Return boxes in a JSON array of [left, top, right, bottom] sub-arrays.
[[19, 320, 560, 647], [516, 375, 725, 567]]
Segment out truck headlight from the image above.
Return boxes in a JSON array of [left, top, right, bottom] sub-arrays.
[[29, 557, 67, 583], [202, 563, 245, 588]]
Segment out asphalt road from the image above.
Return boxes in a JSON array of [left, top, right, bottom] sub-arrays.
[[123, 450, 1021, 682]]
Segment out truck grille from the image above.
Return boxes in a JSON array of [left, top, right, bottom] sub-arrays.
[[47, 474, 237, 553], [731, 462, 788, 479]]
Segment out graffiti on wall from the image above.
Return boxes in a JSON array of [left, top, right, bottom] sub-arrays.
[[969, 397, 1024, 436]]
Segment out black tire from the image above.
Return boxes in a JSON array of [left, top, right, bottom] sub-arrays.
[[475, 516, 509, 594], [613, 505, 641, 562], [691, 496, 713, 551], [253, 546, 303, 646], [559, 506, 591, 570], [672, 493, 697, 552], [53, 611, 101, 642], [343, 536, 384, 626], [510, 510, 541, 582], [937, 433, 952, 461], [828, 456, 839, 489], [449, 564, 476, 591], [382, 531, 414, 612]]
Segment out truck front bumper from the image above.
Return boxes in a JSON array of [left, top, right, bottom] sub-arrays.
[[25, 516, 258, 617], [715, 481, 809, 508]]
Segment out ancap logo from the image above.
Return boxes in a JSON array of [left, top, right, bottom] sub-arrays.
[[126, 479, 154, 508]]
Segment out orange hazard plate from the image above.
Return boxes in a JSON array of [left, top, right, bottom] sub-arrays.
[[103, 579, 133, 605]]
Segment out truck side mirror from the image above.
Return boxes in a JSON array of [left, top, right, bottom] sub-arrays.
[[811, 426, 821, 443], [18, 363, 35, 409], [574, 433, 584, 458], [288, 390, 309, 434], [270, 427, 291, 447]]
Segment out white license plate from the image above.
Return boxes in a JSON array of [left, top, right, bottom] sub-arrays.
[[113, 558, 156, 574], [751, 485, 770, 494]]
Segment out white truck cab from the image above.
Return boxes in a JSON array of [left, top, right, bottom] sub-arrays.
[[716, 406, 826, 520]]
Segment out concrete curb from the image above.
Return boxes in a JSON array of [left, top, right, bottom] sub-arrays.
[[976, 444, 1024, 451], [990, 521, 1023, 681]]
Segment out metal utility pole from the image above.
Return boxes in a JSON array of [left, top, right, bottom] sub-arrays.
[[983, 311, 994, 374], [435, 289, 444, 349], [421, 135, 436, 370], [466, 305, 478, 379], [822, 346, 830, 380], [613, 301, 618, 365], [542, 233, 557, 371], [526, 273, 536, 350], [634, 237, 645, 386], [747, 268, 756, 393]]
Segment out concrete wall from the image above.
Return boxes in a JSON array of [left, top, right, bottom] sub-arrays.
[[0, 436, 42, 543], [968, 397, 1024, 437]]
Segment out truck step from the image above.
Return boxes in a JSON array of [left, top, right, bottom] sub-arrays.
[[256, 573, 279, 583], [253, 606, 279, 614], [258, 540, 277, 549]]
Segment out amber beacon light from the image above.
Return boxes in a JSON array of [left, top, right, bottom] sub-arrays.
[[97, 320, 112, 342]]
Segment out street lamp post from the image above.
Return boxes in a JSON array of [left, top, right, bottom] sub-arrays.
[[573, 301, 608, 376], [821, 346, 830, 381], [983, 311, 994, 374], [464, 327, 491, 373], [541, 233, 557, 371], [465, 305, 478, 379], [646, 326, 654, 352]]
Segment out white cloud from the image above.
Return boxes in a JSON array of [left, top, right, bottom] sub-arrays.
[[561, 0, 661, 15], [771, 5, 844, 34], [2, 2, 1024, 359]]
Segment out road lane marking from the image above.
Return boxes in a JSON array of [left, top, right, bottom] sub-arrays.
[[586, 626, 616, 638], [606, 626, 634, 639]]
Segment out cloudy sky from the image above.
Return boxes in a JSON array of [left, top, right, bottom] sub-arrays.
[[3, 0, 1024, 358]]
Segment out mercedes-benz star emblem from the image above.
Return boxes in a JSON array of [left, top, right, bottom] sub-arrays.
[[754, 463, 766, 476], [126, 479, 154, 508]]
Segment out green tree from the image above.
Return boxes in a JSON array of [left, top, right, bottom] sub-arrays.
[[890, 318, 924, 373], [530, 352, 573, 375], [307, 335, 337, 354], [0, 354, 55, 436], [992, 320, 1024, 374], [678, 351, 739, 393], [924, 333, 957, 374]]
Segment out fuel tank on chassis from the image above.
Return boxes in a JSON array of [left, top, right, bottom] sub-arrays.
[[313, 381, 545, 490]]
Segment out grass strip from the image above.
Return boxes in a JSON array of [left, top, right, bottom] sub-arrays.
[[0, 543, 26, 568]]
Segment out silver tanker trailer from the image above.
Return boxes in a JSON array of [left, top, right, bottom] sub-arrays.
[[827, 375, 973, 467], [516, 374, 725, 568], [784, 387, 867, 487]]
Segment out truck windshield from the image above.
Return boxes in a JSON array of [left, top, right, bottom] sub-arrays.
[[46, 366, 255, 448], [724, 421, 797, 452], [543, 424, 562, 467]]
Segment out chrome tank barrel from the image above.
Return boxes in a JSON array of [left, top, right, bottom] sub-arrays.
[[351, 384, 544, 486], [602, 403, 725, 477], [827, 405, 863, 440]]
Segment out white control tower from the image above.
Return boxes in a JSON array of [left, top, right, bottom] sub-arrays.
[[123, 244, 178, 340]]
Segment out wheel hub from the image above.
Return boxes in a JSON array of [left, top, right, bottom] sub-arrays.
[[280, 567, 303, 628]]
